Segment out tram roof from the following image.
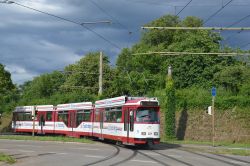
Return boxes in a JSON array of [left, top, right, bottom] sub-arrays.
[[13, 106, 34, 112], [95, 96, 159, 108], [56, 102, 93, 111], [36, 105, 54, 111]]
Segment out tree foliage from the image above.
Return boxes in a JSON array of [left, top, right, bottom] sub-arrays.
[[0, 64, 17, 113], [165, 75, 176, 140]]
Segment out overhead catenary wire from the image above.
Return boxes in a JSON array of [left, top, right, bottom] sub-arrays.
[[223, 13, 250, 44], [223, 13, 250, 41], [89, 0, 132, 34], [176, 0, 192, 16], [7, 1, 121, 50], [204, 0, 233, 24]]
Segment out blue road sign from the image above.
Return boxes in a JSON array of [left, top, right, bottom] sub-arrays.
[[212, 87, 216, 97]]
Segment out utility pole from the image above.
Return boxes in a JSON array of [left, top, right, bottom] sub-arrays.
[[211, 87, 216, 147], [168, 66, 172, 78], [98, 51, 103, 96]]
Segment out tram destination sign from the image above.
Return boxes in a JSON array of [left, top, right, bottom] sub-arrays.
[[140, 101, 158, 106]]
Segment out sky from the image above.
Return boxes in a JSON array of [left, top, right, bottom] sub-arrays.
[[0, 0, 250, 84]]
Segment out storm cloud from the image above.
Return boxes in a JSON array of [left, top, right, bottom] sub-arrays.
[[0, 0, 249, 84]]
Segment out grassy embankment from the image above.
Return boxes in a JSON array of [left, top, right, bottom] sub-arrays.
[[0, 135, 94, 144], [0, 153, 16, 164]]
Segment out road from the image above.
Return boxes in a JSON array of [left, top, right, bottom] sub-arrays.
[[0, 139, 249, 166]]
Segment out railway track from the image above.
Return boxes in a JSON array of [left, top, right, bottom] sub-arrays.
[[84, 145, 120, 166], [178, 147, 249, 166], [1, 136, 249, 166]]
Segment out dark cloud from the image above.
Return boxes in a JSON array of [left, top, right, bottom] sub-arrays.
[[0, 0, 249, 84]]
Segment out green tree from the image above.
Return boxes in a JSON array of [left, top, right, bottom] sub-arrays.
[[214, 65, 246, 94], [63, 52, 114, 97], [0, 64, 17, 113], [0, 64, 15, 94], [115, 15, 237, 95]]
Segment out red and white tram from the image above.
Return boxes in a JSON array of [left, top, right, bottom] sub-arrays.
[[12, 96, 160, 145], [55, 102, 93, 137], [93, 96, 160, 145]]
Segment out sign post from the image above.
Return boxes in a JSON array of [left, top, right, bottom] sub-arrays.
[[211, 87, 216, 147]]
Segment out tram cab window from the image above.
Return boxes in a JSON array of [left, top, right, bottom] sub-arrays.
[[15, 112, 32, 121], [136, 108, 159, 123]]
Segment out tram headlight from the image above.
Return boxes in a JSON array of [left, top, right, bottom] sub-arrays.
[[141, 132, 146, 135], [154, 132, 158, 136]]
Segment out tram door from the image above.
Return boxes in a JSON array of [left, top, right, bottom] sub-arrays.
[[68, 110, 76, 132], [37, 112, 46, 134], [124, 109, 134, 144]]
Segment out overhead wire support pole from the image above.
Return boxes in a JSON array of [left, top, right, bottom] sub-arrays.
[[141, 27, 250, 31], [98, 51, 103, 96], [81, 20, 112, 25]]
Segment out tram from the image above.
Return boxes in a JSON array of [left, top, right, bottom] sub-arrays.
[[12, 96, 160, 145]]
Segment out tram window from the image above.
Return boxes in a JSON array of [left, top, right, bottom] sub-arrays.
[[136, 108, 159, 123], [58, 111, 68, 125], [104, 107, 122, 122], [16, 112, 32, 121], [95, 110, 100, 122], [17, 113, 23, 121], [46, 112, 52, 121], [83, 110, 91, 121], [76, 112, 84, 126], [13, 113, 18, 121], [116, 109, 122, 122]]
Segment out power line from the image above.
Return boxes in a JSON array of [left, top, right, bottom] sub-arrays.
[[6, 1, 121, 50], [223, 13, 250, 43], [141, 26, 250, 30], [132, 51, 250, 56], [204, 0, 233, 24], [228, 14, 250, 27], [176, 0, 192, 16], [240, 42, 250, 48], [89, 0, 132, 34]]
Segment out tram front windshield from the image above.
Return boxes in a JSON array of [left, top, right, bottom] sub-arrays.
[[136, 108, 159, 123]]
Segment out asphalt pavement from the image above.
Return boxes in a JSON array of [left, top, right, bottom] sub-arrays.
[[0, 139, 249, 166]]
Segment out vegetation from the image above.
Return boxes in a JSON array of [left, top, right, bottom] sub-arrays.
[[0, 14, 249, 142], [0, 135, 94, 143], [165, 73, 176, 140], [0, 153, 16, 164]]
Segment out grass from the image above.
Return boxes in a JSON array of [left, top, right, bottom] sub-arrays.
[[211, 149, 250, 156], [0, 135, 94, 144], [0, 153, 16, 164], [0, 112, 12, 132], [181, 146, 250, 156], [164, 139, 250, 148], [162, 139, 250, 156], [163, 139, 250, 149]]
